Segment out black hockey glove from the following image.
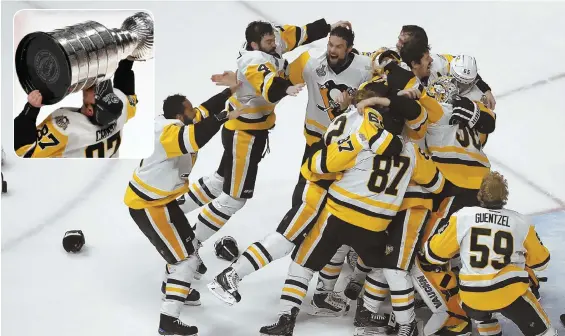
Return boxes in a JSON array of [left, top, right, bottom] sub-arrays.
[[214, 236, 239, 262], [93, 80, 124, 126], [378, 49, 401, 66], [62, 229, 85, 253], [450, 96, 480, 129]]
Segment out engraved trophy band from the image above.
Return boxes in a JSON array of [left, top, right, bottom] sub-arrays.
[[15, 11, 154, 105]]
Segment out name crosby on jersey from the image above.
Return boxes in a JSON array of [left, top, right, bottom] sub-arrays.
[[475, 212, 510, 227], [96, 123, 117, 142]]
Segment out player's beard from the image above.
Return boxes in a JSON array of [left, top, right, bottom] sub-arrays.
[[260, 46, 279, 57], [327, 53, 349, 72], [182, 114, 194, 125]]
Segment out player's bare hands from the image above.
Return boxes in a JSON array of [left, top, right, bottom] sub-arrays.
[[483, 90, 496, 110], [227, 107, 245, 120], [336, 90, 352, 110], [27, 90, 43, 108], [398, 87, 421, 100], [331, 21, 352, 30], [355, 97, 390, 113], [211, 70, 240, 90], [286, 83, 305, 97]]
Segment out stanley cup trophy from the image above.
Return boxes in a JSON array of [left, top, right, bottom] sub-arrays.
[[15, 11, 154, 105]]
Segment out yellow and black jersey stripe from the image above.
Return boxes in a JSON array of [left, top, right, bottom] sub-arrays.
[[125, 175, 189, 210], [278, 19, 331, 53], [524, 226, 551, 271]]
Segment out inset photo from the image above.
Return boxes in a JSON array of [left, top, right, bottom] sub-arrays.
[[13, 9, 155, 158]]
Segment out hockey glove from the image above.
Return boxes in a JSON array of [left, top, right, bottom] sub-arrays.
[[93, 80, 124, 126], [450, 95, 480, 129], [378, 49, 401, 67], [62, 229, 85, 253], [214, 236, 239, 262]]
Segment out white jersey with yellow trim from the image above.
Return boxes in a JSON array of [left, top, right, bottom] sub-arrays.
[[301, 106, 400, 185], [224, 49, 288, 131], [225, 22, 320, 131], [288, 48, 373, 145], [307, 137, 445, 232], [124, 115, 197, 210], [17, 89, 136, 158], [425, 206, 550, 310], [425, 101, 491, 189]]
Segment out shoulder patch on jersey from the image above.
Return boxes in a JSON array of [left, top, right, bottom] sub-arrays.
[[54, 115, 70, 130], [128, 95, 137, 107], [316, 63, 327, 77], [366, 108, 384, 129]]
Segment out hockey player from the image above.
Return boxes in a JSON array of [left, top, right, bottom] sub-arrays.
[[207, 25, 380, 307], [174, 19, 353, 259], [259, 91, 446, 336], [14, 59, 138, 158], [424, 171, 556, 336], [208, 87, 413, 307], [124, 72, 241, 336], [392, 25, 496, 110]]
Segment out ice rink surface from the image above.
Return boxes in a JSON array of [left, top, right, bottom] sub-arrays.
[[1, 1, 564, 335]]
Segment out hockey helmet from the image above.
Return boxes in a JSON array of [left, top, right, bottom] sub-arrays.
[[426, 76, 459, 104], [450, 55, 479, 94]]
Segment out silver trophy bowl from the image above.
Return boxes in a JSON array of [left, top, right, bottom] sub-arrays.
[[15, 11, 154, 105]]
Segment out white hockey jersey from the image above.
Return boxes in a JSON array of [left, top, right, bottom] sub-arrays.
[[16, 89, 136, 158], [124, 89, 231, 209], [224, 22, 323, 132], [307, 125, 446, 232], [223, 48, 288, 131], [424, 100, 493, 189], [124, 116, 198, 210], [288, 49, 374, 145], [425, 206, 550, 311], [301, 106, 400, 185]]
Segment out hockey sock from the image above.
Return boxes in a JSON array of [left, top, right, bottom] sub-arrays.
[[194, 193, 245, 242], [161, 255, 199, 317], [233, 232, 294, 279], [363, 268, 389, 313], [315, 245, 349, 294], [476, 318, 502, 336], [182, 173, 224, 213], [279, 261, 314, 314], [383, 268, 415, 324], [352, 256, 372, 284]]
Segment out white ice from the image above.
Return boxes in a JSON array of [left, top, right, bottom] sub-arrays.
[[1, 1, 564, 336]]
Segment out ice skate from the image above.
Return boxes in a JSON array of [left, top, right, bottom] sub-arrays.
[[309, 291, 350, 317], [158, 313, 198, 336], [397, 319, 419, 336], [207, 267, 241, 305], [353, 299, 396, 336], [259, 307, 299, 336]]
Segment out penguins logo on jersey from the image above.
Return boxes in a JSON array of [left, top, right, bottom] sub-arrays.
[[317, 80, 353, 119]]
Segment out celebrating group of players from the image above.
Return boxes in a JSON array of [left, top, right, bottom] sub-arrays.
[[121, 17, 556, 336]]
